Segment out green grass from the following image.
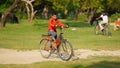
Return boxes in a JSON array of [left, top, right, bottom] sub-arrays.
[[0, 56, 120, 68], [0, 20, 120, 67], [0, 19, 120, 50]]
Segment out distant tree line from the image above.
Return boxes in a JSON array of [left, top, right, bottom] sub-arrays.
[[0, 0, 120, 27]]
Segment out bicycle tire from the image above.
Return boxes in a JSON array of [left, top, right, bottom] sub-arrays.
[[39, 39, 52, 58], [103, 24, 111, 36], [94, 20, 100, 35], [57, 40, 73, 61]]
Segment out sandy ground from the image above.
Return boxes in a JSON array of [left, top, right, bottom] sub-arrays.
[[0, 48, 120, 64]]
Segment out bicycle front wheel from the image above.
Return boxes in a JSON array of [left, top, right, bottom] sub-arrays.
[[57, 40, 73, 61], [94, 25, 100, 35], [39, 39, 52, 58]]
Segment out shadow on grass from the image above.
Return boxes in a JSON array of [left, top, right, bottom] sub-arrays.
[[72, 61, 120, 68], [33, 19, 91, 28]]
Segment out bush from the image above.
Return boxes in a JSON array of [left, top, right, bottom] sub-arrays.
[[109, 13, 120, 23], [77, 14, 87, 22], [66, 13, 88, 22]]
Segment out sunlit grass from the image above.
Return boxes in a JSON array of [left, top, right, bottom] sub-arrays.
[[0, 20, 120, 68], [0, 19, 120, 50], [0, 56, 119, 68]]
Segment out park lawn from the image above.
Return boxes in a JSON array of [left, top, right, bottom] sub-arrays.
[[0, 56, 119, 68], [0, 19, 120, 50]]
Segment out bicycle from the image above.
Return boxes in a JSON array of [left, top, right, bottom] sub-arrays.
[[39, 26, 73, 61], [94, 20, 111, 36]]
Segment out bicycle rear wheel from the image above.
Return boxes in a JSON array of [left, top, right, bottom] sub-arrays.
[[39, 39, 52, 58], [102, 24, 111, 36], [57, 40, 73, 61]]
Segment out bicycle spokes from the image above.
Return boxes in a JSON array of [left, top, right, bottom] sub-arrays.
[[40, 39, 52, 58], [94, 24, 111, 36], [62, 41, 69, 52], [40, 27, 73, 61], [57, 40, 73, 61]]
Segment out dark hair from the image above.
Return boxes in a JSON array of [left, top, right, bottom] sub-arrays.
[[51, 12, 57, 16], [102, 11, 108, 16]]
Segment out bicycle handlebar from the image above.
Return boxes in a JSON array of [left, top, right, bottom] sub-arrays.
[[59, 25, 69, 29], [58, 24, 69, 33]]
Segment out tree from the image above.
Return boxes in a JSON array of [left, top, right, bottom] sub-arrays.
[[48, 0, 80, 19], [0, 0, 20, 28], [48, 0, 70, 11], [22, 0, 37, 22]]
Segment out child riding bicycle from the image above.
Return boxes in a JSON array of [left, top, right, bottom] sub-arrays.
[[40, 13, 73, 60], [97, 12, 109, 31], [48, 12, 68, 48]]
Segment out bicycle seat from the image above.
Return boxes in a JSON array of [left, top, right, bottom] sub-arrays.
[[102, 23, 108, 27], [42, 34, 52, 40]]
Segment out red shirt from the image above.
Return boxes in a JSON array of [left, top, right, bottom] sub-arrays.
[[48, 18, 65, 32]]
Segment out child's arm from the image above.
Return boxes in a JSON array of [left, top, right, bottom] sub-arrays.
[[56, 19, 65, 27]]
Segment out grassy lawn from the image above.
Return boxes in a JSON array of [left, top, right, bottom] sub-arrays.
[[0, 19, 120, 50], [0, 19, 120, 68], [0, 56, 120, 68]]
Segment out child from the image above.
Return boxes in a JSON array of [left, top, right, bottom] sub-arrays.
[[48, 12, 67, 47]]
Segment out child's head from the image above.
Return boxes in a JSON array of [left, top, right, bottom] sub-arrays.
[[51, 12, 57, 19]]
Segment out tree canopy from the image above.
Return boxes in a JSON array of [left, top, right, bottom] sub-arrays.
[[0, 0, 120, 18]]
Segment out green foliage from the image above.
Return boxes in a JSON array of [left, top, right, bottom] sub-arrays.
[[67, 0, 80, 11], [48, 0, 70, 11], [96, 7, 104, 13], [0, 0, 15, 11], [1, 0, 120, 20], [110, 13, 120, 22], [77, 14, 87, 22]]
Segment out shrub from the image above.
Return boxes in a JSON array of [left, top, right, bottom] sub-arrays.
[[109, 13, 120, 23]]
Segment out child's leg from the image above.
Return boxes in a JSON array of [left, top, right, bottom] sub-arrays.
[[99, 21, 104, 30], [48, 30, 57, 40]]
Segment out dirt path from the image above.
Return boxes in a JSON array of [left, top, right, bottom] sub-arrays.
[[0, 48, 120, 64]]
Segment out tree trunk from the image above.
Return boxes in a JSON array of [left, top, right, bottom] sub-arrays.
[[25, 3, 31, 22], [29, 1, 37, 22], [0, 0, 20, 28], [74, 9, 79, 20], [22, 0, 37, 23]]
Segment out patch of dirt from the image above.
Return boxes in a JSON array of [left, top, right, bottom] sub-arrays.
[[74, 49, 120, 58], [0, 48, 120, 64]]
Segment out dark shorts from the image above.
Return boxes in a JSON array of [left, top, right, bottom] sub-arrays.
[[48, 30, 57, 39]]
